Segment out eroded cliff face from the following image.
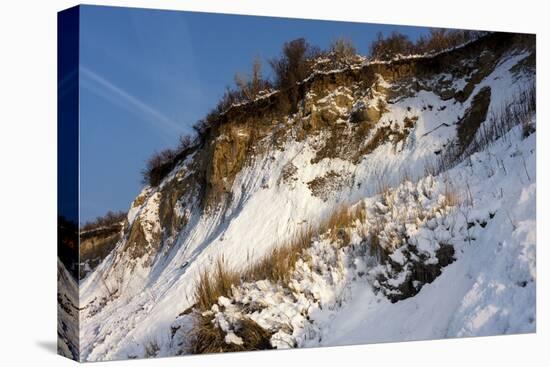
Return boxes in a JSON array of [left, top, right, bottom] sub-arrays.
[[79, 32, 535, 359], [80, 223, 124, 278], [89, 32, 534, 289]]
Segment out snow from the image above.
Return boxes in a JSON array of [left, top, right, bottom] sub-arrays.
[[75, 44, 535, 361], [140, 192, 161, 245], [320, 125, 536, 346], [201, 170, 463, 348], [224, 332, 244, 345]]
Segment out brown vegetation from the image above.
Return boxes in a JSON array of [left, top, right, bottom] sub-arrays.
[[143, 58, 272, 186], [141, 133, 198, 187], [415, 29, 481, 54], [369, 31, 415, 61], [188, 312, 272, 354], [270, 38, 322, 112], [142, 30, 493, 187], [442, 180, 461, 207], [330, 37, 357, 65], [194, 257, 240, 311], [191, 203, 362, 313], [185, 203, 363, 353], [58, 215, 79, 279], [369, 28, 484, 61], [81, 210, 126, 232], [244, 226, 315, 285], [234, 56, 272, 102], [186, 172, 465, 351]]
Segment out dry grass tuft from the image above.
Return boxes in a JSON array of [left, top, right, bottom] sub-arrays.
[[244, 225, 315, 285], [325, 205, 354, 231], [187, 203, 367, 354], [324, 204, 365, 246], [194, 257, 240, 312], [193, 204, 365, 313], [442, 181, 461, 207], [188, 313, 272, 354]]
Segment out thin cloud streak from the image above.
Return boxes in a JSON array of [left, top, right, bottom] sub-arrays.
[[80, 66, 185, 136]]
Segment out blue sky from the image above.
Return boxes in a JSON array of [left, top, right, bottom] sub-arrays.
[[79, 5, 431, 222]]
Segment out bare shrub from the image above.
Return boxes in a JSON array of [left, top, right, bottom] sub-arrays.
[[330, 37, 357, 65], [270, 38, 319, 88], [141, 133, 200, 187], [192, 118, 212, 139], [234, 57, 272, 102], [369, 29, 485, 61], [81, 210, 126, 232], [415, 29, 483, 54], [141, 148, 177, 187], [270, 38, 321, 111], [369, 31, 415, 61], [178, 134, 193, 151]]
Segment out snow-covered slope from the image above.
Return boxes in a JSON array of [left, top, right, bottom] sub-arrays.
[[57, 259, 79, 359], [77, 32, 535, 361], [184, 122, 535, 350]]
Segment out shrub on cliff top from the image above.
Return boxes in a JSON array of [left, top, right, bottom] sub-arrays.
[[369, 31, 416, 60], [234, 56, 273, 102], [269, 38, 322, 112], [142, 31, 490, 187], [330, 37, 357, 65], [141, 133, 197, 187], [369, 28, 485, 61], [81, 210, 126, 232]]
